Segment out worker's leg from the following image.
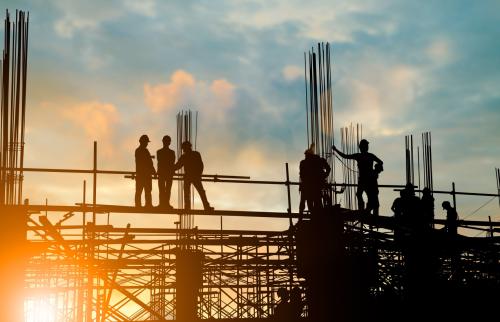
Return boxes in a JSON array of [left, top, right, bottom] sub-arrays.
[[356, 184, 366, 211], [184, 179, 192, 210], [302, 189, 313, 213], [367, 188, 380, 216], [299, 192, 305, 215], [365, 178, 379, 215], [158, 175, 166, 207], [311, 188, 322, 211], [135, 177, 144, 207], [144, 177, 153, 207], [193, 179, 212, 210], [165, 175, 173, 207]]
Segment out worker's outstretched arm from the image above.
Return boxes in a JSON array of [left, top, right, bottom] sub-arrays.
[[173, 155, 184, 171], [332, 145, 354, 159]]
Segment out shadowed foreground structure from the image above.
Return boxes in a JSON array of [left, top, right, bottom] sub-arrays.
[[1, 201, 499, 321]]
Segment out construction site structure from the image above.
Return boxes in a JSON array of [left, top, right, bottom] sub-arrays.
[[0, 9, 499, 322]]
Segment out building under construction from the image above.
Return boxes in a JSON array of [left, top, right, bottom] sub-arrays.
[[1, 10, 500, 322]]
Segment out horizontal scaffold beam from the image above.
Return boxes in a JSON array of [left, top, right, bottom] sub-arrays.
[[20, 204, 307, 218]]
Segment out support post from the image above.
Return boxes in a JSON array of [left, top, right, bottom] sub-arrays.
[[92, 141, 97, 223], [452, 182, 457, 210], [285, 163, 292, 227]]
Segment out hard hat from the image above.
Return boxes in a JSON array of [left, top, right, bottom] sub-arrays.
[[139, 134, 150, 143]]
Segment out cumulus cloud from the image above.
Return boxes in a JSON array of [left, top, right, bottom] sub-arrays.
[[144, 70, 196, 112], [144, 70, 236, 118], [282, 65, 303, 81], [63, 101, 120, 155]]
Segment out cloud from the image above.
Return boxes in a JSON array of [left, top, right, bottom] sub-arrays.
[[426, 39, 455, 64], [144, 70, 236, 117], [144, 70, 196, 112], [52, 1, 119, 38], [211, 79, 236, 109], [282, 65, 303, 81], [124, 0, 157, 17], [54, 17, 98, 38], [63, 101, 120, 155], [224, 0, 395, 42], [52, 0, 157, 38], [335, 63, 421, 137]]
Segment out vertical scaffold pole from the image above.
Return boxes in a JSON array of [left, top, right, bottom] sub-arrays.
[[286, 163, 292, 227]]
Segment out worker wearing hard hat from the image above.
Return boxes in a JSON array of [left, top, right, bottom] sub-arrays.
[[299, 144, 331, 216], [135, 134, 156, 208], [174, 141, 213, 211]]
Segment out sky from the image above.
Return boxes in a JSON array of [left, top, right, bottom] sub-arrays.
[[4, 0, 500, 231]]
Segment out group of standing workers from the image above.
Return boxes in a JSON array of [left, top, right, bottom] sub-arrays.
[[299, 139, 383, 217], [391, 183, 458, 236], [135, 134, 213, 211], [299, 139, 459, 236]]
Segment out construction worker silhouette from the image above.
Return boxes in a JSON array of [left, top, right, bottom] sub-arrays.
[[299, 144, 331, 215], [274, 287, 291, 322], [332, 139, 383, 215], [392, 190, 405, 218], [289, 286, 303, 320], [174, 141, 213, 211], [442, 201, 458, 236], [135, 134, 156, 208], [401, 183, 422, 233], [392, 190, 405, 242], [157, 135, 175, 209]]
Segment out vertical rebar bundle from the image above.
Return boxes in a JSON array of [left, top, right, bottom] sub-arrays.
[[340, 124, 362, 210], [421, 132, 433, 192], [304, 43, 334, 159], [405, 135, 414, 185], [0, 10, 29, 206], [303, 43, 336, 206], [176, 110, 198, 231]]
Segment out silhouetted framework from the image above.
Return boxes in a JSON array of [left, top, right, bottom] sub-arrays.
[[23, 208, 303, 321], [17, 196, 500, 322], [0, 10, 29, 206]]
